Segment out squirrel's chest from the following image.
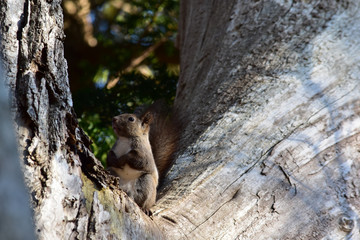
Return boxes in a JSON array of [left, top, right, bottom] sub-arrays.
[[111, 136, 143, 181], [112, 136, 132, 157]]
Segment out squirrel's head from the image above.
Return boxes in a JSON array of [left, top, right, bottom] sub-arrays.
[[112, 112, 153, 138]]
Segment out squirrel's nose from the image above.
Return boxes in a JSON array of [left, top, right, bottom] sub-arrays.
[[112, 117, 118, 124]]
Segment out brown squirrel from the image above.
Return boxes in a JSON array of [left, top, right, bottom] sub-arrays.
[[107, 101, 178, 213]]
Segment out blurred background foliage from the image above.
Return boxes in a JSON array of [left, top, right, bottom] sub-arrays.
[[63, 0, 179, 164]]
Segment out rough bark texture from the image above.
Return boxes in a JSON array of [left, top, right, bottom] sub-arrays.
[[1, 0, 162, 239], [153, 0, 360, 239], [0, 65, 35, 240], [1, 0, 360, 239]]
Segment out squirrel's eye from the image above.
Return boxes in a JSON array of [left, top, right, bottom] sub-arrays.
[[128, 117, 135, 122]]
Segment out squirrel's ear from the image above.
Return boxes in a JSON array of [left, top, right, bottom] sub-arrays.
[[141, 112, 153, 126]]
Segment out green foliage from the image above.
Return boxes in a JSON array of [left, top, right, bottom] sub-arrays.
[[65, 0, 179, 165]]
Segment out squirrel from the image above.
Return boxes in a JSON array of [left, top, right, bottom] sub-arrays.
[[106, 101, 178, 214]]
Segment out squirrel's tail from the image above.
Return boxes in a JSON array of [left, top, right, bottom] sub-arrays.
[[137, 100, 180, 182]]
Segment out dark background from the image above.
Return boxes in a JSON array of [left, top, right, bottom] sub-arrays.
[[63, 0, 179, 163]]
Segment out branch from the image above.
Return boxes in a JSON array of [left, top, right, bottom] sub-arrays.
[[106, 36, 168, 89]]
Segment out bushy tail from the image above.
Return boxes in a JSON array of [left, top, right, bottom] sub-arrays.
[[136, 100, 180, 182]]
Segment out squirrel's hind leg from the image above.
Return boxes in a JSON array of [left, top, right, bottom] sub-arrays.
[[134, 174, 157, 213]]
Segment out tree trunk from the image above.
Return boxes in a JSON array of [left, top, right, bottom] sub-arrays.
[[1, 0, 360, 239], [0, 65, 35, 240], [153, 0, 360, 239], [1, 1, 162, 239]]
